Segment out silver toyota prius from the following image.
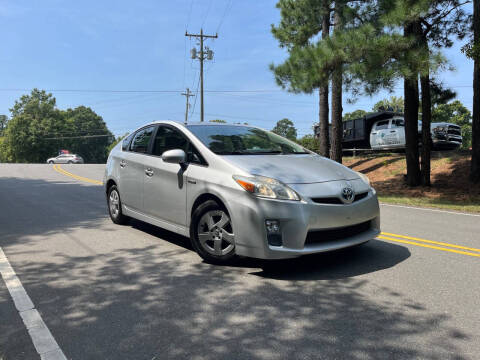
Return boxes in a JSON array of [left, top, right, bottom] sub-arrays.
[[104, 121, 380, 264]]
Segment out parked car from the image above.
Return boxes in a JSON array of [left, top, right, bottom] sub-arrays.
[[47, 154, 84, 164], [104, 121, 380, 264], [370, 118, 462, 151], [315, 111, 463, 151]]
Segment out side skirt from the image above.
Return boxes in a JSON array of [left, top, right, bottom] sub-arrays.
[[122, 205, 189, 237]]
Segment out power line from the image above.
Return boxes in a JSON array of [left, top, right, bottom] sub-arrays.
[[183, 0, 194, 88], [190, 72, 201, 118], [44, 134, 112, 140], [0, 88, 285, 94], [0, 88, 183, 94], [216, 0, 233, 33], [201, 0, 213, 28]]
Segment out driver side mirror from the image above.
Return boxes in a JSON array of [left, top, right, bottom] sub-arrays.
[[162, 149, 186, 164]]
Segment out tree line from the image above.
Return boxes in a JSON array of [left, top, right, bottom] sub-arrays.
[[0, 89, 114, 163], [270, 0, 479, 185]]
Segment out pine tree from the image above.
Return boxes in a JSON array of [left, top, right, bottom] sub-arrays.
[[271, 0, 333, 158]]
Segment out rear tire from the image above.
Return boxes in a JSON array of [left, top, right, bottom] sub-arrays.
[[48, 161, 54, 164], [190, 200, 236, 264], [67, 160, 73, 164], [107, 185, 128, 225]]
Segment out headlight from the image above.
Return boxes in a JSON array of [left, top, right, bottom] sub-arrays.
[[233, 175, 300, 201], [434, 126, 445, 132], [356, 171, 370, 186]]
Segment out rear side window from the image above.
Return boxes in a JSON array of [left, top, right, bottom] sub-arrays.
[[122, 133, 134, 151], [375, 120, 389, 130], [392, 119, 404, 128], [130, 126, 155, 153]]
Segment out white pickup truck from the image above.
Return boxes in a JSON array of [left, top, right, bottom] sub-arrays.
[[369, 116, 462, 151]]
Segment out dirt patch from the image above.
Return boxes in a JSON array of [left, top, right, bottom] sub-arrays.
[[343, 152, 480, 204]]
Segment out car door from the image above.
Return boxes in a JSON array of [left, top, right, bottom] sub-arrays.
[[60, 155, 69, 163], [143, 125, 196, 227], [389, 118, 405, 147], [119, 125, 156, 212], [370, 120, 390, 149]]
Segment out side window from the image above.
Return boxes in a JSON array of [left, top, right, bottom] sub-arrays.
[[122, 133, 135, 151], [152, 126, 207, 165], [392, 119, 405, 128], [376, 120, 389, 130], [130, 126, 155, 153], [152, 126, 189, 156]]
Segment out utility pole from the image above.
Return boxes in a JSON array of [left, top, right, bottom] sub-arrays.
[[181, 88, 195, 125], [185, 28, 217, 122]]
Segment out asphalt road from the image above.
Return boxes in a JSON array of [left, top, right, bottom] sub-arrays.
[[0, 164, 479, 360]]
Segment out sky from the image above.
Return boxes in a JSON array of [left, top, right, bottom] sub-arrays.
[[0, 0, 474, 138]]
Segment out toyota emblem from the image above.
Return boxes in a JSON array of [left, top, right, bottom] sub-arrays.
[[341, 187, 355, 203]]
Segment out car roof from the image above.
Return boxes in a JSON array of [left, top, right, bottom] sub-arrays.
[[133, 120, 255, 132]]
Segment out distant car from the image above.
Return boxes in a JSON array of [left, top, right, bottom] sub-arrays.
[[104, 121, 380, 264], [331, 111, 463, 151], [370, 118, 462, 151], [47, 154, 84, 164]]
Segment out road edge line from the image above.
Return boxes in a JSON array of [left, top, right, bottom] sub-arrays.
[[0, 247, 67, 360], [380, 203, 480, 217]]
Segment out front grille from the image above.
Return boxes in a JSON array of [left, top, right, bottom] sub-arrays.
[[305, 221, 372, 245], [447, 128, 461, 136], [312, 192, 368, 205], [448, 137, 462, 143], [311, 197, 343, 204]]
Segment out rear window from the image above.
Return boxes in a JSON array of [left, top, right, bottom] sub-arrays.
[[122, 133, 134, 151], [130, 127, 155, 153]]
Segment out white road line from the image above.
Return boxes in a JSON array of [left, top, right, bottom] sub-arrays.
[[0, 247, 67, 360], [380, 203, 480, 217]]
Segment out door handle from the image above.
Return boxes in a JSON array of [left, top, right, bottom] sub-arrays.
[[120, 160, 126, 168], [145, 168, 154, 177], [390, 130, 396, 133], [371, 132, 377, 135]]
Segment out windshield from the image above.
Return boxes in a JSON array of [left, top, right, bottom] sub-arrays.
[[186, 125, 308, 155]]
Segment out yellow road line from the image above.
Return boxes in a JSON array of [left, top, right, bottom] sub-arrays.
[[381, 231, 480, 253], [378, 236, 480, 258], [52, 164, 103, 185]]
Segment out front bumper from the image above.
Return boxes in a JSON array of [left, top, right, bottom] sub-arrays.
[[432, 134, 462, 149], [227, 181, 380, 260]]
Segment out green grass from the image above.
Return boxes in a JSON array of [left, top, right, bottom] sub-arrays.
[[378, 195, 480, 213]]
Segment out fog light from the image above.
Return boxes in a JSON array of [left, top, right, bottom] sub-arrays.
[[265, 220, 282, 246]]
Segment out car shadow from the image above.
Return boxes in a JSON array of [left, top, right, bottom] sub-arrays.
[[250, 240, 410, 280], [0, 173, 472, 360], [128, 217, 410, 280]]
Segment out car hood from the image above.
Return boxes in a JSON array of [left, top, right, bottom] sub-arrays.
[[222, 154, 360, 184]]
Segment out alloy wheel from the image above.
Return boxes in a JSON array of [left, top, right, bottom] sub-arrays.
[[109, 189, 120, 218], [197, 210, 234, 256]]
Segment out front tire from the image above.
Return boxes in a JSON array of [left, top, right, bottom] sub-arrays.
[[48, 160, 54, 164], [107, 185, 128, 225], [190, 200, 236, 264]]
